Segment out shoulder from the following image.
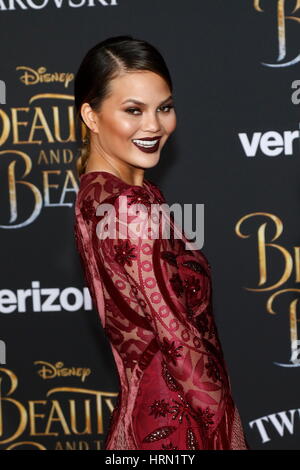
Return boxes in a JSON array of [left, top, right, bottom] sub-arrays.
[[76, 172, 126, 226], [77, 171, 128, 205], [76, 171, 167, 225]]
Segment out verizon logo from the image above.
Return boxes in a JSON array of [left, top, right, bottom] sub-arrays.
[[238, 130, 300, 157], [0, 281, 92, 313]]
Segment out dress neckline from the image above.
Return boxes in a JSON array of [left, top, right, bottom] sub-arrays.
[[80, 170, 148, 189]]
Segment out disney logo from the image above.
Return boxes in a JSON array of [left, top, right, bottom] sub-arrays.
[[34, 361, 91, 382], [16, 66, 74, 88]]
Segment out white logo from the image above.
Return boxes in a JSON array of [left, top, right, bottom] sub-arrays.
[[96, 197, 205, 250], [0, 280, 92, 313], [249, 408, 300, 443], [238, 130, 299, 157], [0, 0, 118, 11]]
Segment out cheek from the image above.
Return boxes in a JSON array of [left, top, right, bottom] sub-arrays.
[[111, 113, 139, 139], [165, 113, 177, 134]]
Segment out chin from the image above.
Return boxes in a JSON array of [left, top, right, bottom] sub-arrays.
[[139, 161, 160, 171], [128, 157, 159, 171]]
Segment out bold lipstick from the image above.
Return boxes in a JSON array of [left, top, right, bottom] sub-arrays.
[[132, 136, 162, 153]]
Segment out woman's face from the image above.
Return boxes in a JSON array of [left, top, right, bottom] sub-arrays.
[[83, 70, 177, 172]]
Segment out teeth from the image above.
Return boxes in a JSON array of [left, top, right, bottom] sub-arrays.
[[132, 139, 159, 147]]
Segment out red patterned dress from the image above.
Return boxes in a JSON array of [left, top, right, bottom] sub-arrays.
[[74, 170, 250, 450]]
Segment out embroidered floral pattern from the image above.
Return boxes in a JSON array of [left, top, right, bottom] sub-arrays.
[[160, 251, 178, 268], [81, 196, 95, 221], [186, 427, 200, 450], [197, 406, 215, 430], [114, 239, 137, 266], [126, 187, 152, 210], [169, 273, 184, 297], [142, 425, 177, 443], [158, 338, 183, 365], [205, 356, 221, 382], [183, 275, 201, 297], [169, 396, 193, 424], [149, 399, 171, 418], [161, 360, 183, 393], [195, 312, 210, 336], [181, 260, 206, 275]]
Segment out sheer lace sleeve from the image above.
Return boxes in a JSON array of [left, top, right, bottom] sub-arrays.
[[94, 185, 236, 441]]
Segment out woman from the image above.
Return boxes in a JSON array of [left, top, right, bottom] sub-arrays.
[[74, 35, 250, 450]]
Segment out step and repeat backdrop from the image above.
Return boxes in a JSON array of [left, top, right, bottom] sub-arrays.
[[1, 0, 300, 450]]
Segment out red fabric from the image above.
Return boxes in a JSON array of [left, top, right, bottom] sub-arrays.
[[74, 171, 250, 450]]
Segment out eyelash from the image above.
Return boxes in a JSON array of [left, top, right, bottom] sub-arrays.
[[125, 104, 175, 115]]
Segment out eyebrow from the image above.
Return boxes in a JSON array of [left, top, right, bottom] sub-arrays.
[[121, 95, 173, 106]]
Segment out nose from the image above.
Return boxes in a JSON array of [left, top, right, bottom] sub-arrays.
[[142, 111, 161, 133]]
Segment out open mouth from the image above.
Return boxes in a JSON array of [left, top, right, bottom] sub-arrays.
[[132, 137, 161, 153]]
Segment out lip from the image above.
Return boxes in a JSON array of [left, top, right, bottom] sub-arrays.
[[132, 136, 162, 153], [133, 136, 162, 141]]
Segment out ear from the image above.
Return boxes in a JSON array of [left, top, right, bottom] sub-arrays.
[[80, 102, 99, 134]]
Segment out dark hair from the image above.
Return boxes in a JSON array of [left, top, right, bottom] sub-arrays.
[[74, 35, 173, 177]]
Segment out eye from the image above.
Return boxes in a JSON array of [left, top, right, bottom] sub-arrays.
[[159, 104, 175, 113], [125, 104, 175, 115], [125, 107, 141, 115]]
